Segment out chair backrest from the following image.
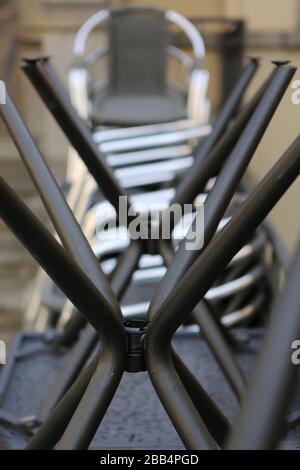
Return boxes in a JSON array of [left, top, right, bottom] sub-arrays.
[[108, 6, 169, 96], [70, 5, 208, 121]]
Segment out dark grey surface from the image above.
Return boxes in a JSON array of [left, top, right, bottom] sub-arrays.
[[0, 330, 299, 450], [91, 93, 186, 127]]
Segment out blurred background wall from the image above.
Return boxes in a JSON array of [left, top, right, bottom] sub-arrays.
[[0, 0, 299, 324]]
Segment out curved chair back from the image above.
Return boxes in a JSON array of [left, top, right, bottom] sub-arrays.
[[108, 7, 169, 96], [70, 5, 208, 123]]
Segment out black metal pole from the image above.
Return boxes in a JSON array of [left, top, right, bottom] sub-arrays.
[[38, 326, 99, 424], [159, 238, 246, 400], [27, 356, 99, 450], [193, 57, 258, 158], [179, 61, 294, 270], [227, 243, 300, 450], [0, 174, 126, 360], [0, 177, 127, 450], [172, 351, 231, 447], [148, 256, 239, 446], [148, 133, 300, 348], [220, 20, 246, 105], [59, 240, 143, 347], [151, 243, 231, 446], [173, 65, 280, 208], [145, 134, 300, 448], [0, 177, 125, 336], [32, 345, 230, 449], [22, 57, 127, 215], [152, 63, 295, 318], [0, 88, 121, 316], [192, 303, 246, 399], [153, 64, 294, 412], [111, 240, 143, 298], [56, 350, 125, 450], [173, 58, 259, 207], [38, 240, 143, 420]]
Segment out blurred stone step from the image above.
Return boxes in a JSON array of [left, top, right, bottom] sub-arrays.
[[0, 136, 66, 196], [0, 158, 37, 196], [0, 308, 23, 334], [0, 278, 27, 314], [0, 230, 33, 266]]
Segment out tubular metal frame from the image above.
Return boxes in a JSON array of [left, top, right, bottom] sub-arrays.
[[0, 176, 127, 449], [145, 134, 300, 449], [0, 132, 298, 449], [0, 58, 298, 450], [22, 57, 127, 216], [58, 11, 248, 329], [0, 88, 121, 316], [227, 242, 300, 450], [21, 56, 261, 335], [151, 63, 295, 316]]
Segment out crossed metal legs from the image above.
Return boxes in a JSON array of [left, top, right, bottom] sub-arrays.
[[0, 58, 299, 450]]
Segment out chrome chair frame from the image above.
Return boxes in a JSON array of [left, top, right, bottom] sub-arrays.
[[69, 6, 209, 124]]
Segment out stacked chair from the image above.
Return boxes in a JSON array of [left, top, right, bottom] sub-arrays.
[[0, 5, 299, 450], [25, 6, 283, 335], [26, 5, 212, 332]]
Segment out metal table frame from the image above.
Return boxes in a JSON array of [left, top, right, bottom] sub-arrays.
[[0, 57, 298, 450]]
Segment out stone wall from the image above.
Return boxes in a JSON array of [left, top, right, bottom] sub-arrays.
[[0, 0, 35, 320]]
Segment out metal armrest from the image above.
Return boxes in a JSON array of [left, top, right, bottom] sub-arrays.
[[165, 10, 205, 67], [187, 68, 210, 121], [166, 45, 194, 71], [84, 47, 108, 68], [68, 67, 89, 119], [73, 10, 110, 59], [165, 11, 209, 122], [70, 9, 109, 118]]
